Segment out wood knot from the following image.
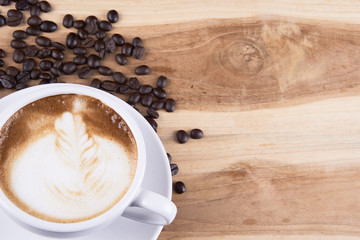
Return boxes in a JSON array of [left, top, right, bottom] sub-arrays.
[[218, 40, 264, 76]]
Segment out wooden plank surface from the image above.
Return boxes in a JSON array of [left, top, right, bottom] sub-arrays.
[[1, 1, 360, 239]]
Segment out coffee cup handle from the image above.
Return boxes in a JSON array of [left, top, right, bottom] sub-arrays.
[[122, 188, 177, 226]]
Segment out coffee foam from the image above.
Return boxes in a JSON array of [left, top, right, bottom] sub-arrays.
[[0, 95, 138, 223]]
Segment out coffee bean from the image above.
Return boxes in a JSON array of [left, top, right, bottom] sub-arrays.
[[16, 71, 30, 83], [105, 37, 116, 53], [39, 1, 51, 12], [37, 48, 51, 59], [129, 77, 140, 90], [39, 72, 51, 80], [165, 98, 176, 112], [112, 34, 125, 46], [99, 49, 106, 60], [77, 29, 88, 40], [13, 49, 25, 63], [0, 59, 4, 67], [85, 19, 97, 34], [95, 31, 106, 40], [82, 37, 95, 48], [39, 60, 52, 71], [99, 20, 112, 32], [39, 79, 49, 84], [190, 129, 203, 139], [24, 45, 38, 57], [167, 153, 172, 164], [15, 83, 28, 90], [151, 100, 164, 110], [0, 70, 6, 76], [115, 54, 127, 66], [16, 0, 29, 11], [121, 43, 133, 56], [90, 78, 101, 88], [0, 15, 6, 27], [6, 66, 19, 77], [36, 36, 51, 47], [51, 49, 64, 60], [52, 42, 66, 51], [40, 21, 57, 32], [132, 46, 145, 59], [0, 49, 5, 58], [11, 39, 26, 49], [112, 72, 126, 84], [132, 37, 142, 47], [85, 15, 98, 25], [174, 181, 185, 194], [73, 55, 87, 65], [101, 80, 119, 92], [66, 33, 78, 49], [7, 17, 21, 27], [156, 76, 168, 88], [22, 58, 36, 72], [77, 66, 91, 79], [13, 30, 27, 39], [7, 9, 23, 19], [0, 0, 10, 6], [73, 20, 85, 29], [117, 84, 130, 94], [170, 163, 178, 176], [98, 66, 112, 76], [128, 92, 140, 104], [73, 47, 87, 56], [141, 94, 153, 107], [153, 87, 167, 99], [62, 62, 77, 75], [144, 115, 157, 130], [176, 130, 188, 144], [138, 85, 152, 95], [27, 16, 42, 26], [53, 60, 62, 69], [30, 5, 40, 16], [135, 65, 150, 75], [30, 69, 40, 79], [27, 0, 38, 5], [147, 107, 159, 119], [94, 39, 105, 52], [0, 75, 16, 88], [62, 14, 73, 28], [26, 26, 40, 36], [50, 67, 60, 77], [107, 10, 119, 23], [87, 54, 100, 69]]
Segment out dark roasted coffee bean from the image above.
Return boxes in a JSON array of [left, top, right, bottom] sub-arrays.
[[107, 10, 119, 23], [6, 66, 19, 77], [85, 21, 97, 35], [0, 0, 10, 6], [36, 36, 51, 47], [40, 21, 57, 32], [52, 42, 66, 51], [77, 66, 91, 79], [39, 79, 49, 84], [117, 84, 130, 94], [94, 39, 105, 52], [15, 83, 28, 90], [7, 9, 23, 19], [0, 75, 16, 88], [112, 34, 124, 46], [50, 67, 60, 77], [11, 39, 26, 49], [0, 70, 6, 76], [167, 153, 172, 164], [98, 20, 112, 32], [147, 107, 159, 119], [30, 5, 40, 16], [27, 0, 39, 5], [39, 60, 52, 71], [77, 29, 88, 40], [0, 59, 4, 67], [37, 48, 51, 59], [39, 1, 51, 12], [87, 54, 100, 69], [22, 58, 35, 72], [129, 77, 140, 90], [132, 37, 142, 47], [24, 45, 38, 57], [16, 0, 29, 10], [132, 46, 145, 59], [101, 80, 119, 92], [190, 129, 203, 139], [151, 100, 164, 110], [27, 16, 42, 26], [170, 163, 178, 176], [73, 20, 85, 29], [85, 16, 98, 25], [95, 31, 106, 40], [153, 87, 167, 99], [112, 72, 126, 84], [7, 17, 21, 27], [62, 14, 73, 28], [26, 26, 40, 36], [39, 72, 51, 80], [53, 60, 62, 69], [73, 55, 87, 65], [141, 94, 153, 107], [121, 43, 133, 56], [98, 66, 112, 76], [174, 181, 185, 194], [135, 65, 151, 75], [73, 47, 87, 56], [13, 49, 25, 63], [90, 78, 101, 88], [99, 49, 106, 60], [16, 71, 30, 83], [62, 62, 77, 74], [105, 37, 116, 53], [13, 30, 27, 39], [176, 130, 188, 144], [51, 49, 64, 60], [82, 37, 95, 48], [139, 85, 153, 94], [128, 92, 140, 104], [66, 32, 78, 49], [165, 98, 176, 112], [0, 49, 5, 58], [144, 115, 157, 130], [0, 15, 6, 27], [30, 68, 40, 79], [115, 54, 127, 65], [157, 75, 168, 88], [49, 77, 57, 83]]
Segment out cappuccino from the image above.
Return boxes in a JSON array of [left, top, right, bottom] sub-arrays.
[[0, 94, 138, 223]]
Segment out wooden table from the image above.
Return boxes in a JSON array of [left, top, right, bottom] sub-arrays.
[[1, 1, 360, 239]]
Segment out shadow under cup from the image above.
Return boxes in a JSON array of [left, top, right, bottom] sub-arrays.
[[0, 84, 147, 237]]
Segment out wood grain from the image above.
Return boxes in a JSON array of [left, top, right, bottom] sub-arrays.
[[0, 1, 359, 239]]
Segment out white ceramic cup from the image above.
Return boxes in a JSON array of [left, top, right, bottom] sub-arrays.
[[0, 84, 177, 238]]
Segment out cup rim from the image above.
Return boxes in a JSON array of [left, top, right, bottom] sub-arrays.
[[0, 83, 146, 233]]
